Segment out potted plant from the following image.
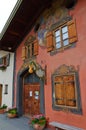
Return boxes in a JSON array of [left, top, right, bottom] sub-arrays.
[[7, 107, 18, 118], [29, 114, 49, 130], [0, 104, 7, 114]]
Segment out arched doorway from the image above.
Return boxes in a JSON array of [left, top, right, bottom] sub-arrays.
[[17, 67, 45, 116], [24, 72, 41, 116]]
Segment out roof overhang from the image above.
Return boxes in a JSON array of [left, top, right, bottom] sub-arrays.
[[0, 0, 75, 52], [0, 0, 23, 40], [0, 0, 54, 52]]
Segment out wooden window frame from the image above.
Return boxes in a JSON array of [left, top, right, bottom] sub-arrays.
[[46, 19, 77, 53], [22, 39, 38, 60], [54, 73, 77, 107], [4, 84, 8, 94], [53, 19, 77, 51], [0, 54, 10, 68], [52, 65, 82, 115], [54, 24, 69, 50], [27, 42, 34, 58]]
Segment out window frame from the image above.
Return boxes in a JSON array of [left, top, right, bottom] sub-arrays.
[[46, 19, 77, 53], [27, 42, 34, 58], [4, 84, 8, 94], [22, 39, 38, 61], [0, 54, 10, 68], [52, 66, 82, 115], [53, 23, 70, 51]]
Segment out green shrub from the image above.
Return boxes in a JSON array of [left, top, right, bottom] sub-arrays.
[[8, 108, 17, 114], [0, 104, 7, 109]]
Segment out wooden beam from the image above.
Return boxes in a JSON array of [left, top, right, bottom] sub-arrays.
[[8, 30, 21, 37], [15, 18, 27, 25]]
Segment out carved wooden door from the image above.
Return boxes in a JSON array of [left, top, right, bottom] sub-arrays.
[[0, 84, 2, 106], [24, 83, 40, 116]]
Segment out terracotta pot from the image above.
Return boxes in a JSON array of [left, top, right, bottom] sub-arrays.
[[0, 109, 5, 114], [33, 124, 45, 130], [7, 113, 17, 118]]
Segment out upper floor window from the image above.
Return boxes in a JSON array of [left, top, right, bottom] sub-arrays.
[[52, 65, 82, 114], [0, 54, 10, 69], [22, 39, 38, 60], [46, 19, 77, 52], [28, 43, 34, 58], [55, 26, 69, 49]]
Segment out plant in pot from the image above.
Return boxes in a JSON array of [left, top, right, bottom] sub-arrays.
[[28, 114, 49, 130], [7, 107, 18, 118], [0, 104, 7, 114]]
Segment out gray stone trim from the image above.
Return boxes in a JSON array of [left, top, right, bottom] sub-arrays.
[[49, 122, 83, 130]]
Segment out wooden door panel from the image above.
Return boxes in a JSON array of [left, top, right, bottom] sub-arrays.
[[24, 84, 40, 116]]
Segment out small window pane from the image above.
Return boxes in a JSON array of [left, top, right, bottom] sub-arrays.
[[62, 32, 68, 40], [63, 39, 69, 46], [4, 84, 8, 94], [56, 42, 61, 49], [56, 36, 60, 42], [28, 46, 30, 58], [55, 30, 60, 37], [62, 26, 68, 33], [32, 44, 34, 55]]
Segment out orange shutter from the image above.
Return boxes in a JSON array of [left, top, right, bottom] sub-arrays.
[[34, 40, 39, 56], [68, 19, 77, 44], [22, 46, 27, 60], [55, 83, 65, 105], [46, 32, 54, 52], [64, 75, 76, 107], [54, 76, 65, 105], [3, 57, 7, 66]]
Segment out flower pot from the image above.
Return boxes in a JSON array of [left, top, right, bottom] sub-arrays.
[[0, 109, 5, 114], [33, 124, 45, 130], [7, 113, 17, 118]]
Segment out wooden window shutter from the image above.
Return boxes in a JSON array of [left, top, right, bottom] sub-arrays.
[[34, 39, 39, 56], [65, 83, 76, 107], [3, 57, 7, 66], [22, 46, 27, 60], [54, 76, 65, 105], [64, 75, 76, 107], [68, 19, 77, 44], [46, 32, 54, 52], [55, 83, 65, 105]]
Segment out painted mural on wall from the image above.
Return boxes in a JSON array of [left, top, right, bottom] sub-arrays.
[[35, 1, 69, 46]]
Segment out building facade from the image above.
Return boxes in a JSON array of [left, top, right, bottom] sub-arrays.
[[14, 0, 86, 129], [0, 50, 14, 107]]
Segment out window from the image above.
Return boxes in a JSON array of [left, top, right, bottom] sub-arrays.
[[47, 19, 77, 52], [52, 65, 82, 114], [28, 43, 34, 58], [4, 84, 8, 94], [22, 39, 38, 60], [55, 26, 69, 49], [0, 54, 10, 68], [54, 74, 76, 107]]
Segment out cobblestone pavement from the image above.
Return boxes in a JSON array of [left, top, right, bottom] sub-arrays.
[[0, 114, 51, 130]]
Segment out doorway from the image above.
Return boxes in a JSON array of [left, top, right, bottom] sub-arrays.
[[17, 69, 45, 116], [24, 83, 40, 116]]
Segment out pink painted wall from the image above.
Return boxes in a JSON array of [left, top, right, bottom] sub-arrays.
[[15, 0, 86, 129]]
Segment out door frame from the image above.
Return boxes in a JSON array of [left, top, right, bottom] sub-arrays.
[[17, 67, 45, 116]]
